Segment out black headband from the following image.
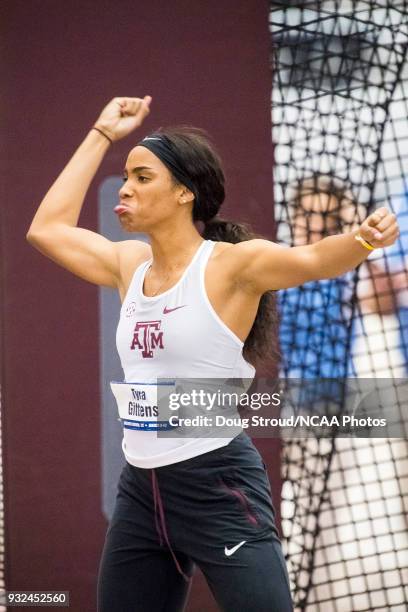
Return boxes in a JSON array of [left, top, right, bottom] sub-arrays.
[[137, 134, 199, 207]]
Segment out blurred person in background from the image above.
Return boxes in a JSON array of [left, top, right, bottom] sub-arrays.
[[278, 174, 365, 401], [355, 194, 408, 375]]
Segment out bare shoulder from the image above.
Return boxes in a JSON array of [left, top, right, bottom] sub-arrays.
[[210, 238, 276, 269], [213, 237, 320, 292], [116, 239, 152, 298], [209, 238, 285, 293], [208, 239, 272, 291]]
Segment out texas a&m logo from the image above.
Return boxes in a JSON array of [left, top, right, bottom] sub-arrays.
[[130, 320, 164, 358]]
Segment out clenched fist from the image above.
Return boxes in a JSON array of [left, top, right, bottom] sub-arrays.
[[94, 96, 152, 142], [358, 206, 400, 249]]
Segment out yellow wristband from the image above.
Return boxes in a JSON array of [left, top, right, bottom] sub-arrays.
[[355, 233, 375, 251]]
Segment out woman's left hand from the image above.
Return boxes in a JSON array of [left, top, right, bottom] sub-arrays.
[[358, 206, 400, 248]]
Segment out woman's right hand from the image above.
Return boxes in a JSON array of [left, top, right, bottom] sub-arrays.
[[93, 96, 152, 142]]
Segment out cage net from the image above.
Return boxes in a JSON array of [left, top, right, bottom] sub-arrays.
[[269, 2, 408, 611]]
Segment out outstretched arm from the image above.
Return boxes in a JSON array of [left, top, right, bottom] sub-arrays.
[[229, 207, 400, 292], [26, 96, 152, 287]]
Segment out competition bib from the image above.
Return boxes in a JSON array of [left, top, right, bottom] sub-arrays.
[[110, 381, 177, 431]]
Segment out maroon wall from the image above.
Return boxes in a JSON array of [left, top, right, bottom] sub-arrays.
[[1, 1, 278, 610]]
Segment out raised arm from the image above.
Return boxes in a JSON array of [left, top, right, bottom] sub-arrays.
[[26, 96, 152, 288], [223, 207, 400, 293]]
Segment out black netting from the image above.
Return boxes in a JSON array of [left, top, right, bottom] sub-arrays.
[[270, 2, 408, 610]]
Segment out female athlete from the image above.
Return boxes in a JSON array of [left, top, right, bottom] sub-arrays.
[[26, 96, 399, 612]]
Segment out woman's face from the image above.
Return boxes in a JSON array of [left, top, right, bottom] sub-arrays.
[[117, 146, 184, 232]]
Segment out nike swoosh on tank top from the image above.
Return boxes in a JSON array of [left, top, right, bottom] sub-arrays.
[[114, 239, 256, 467]]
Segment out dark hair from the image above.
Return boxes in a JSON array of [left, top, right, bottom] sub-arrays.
[[151, 125, 279, 366]]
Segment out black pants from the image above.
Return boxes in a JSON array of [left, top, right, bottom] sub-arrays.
[[97, 433, 293, 611]]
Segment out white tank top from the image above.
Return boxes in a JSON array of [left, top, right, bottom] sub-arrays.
[[114, 239, 256, 467]]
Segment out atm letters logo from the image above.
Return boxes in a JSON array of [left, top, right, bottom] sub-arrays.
[[130, 320, 164, 358]]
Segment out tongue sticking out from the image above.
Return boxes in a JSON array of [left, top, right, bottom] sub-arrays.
[[114, 205, 128, 215]]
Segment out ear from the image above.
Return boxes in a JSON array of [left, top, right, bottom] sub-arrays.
[[179, 187, 195, 204]]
